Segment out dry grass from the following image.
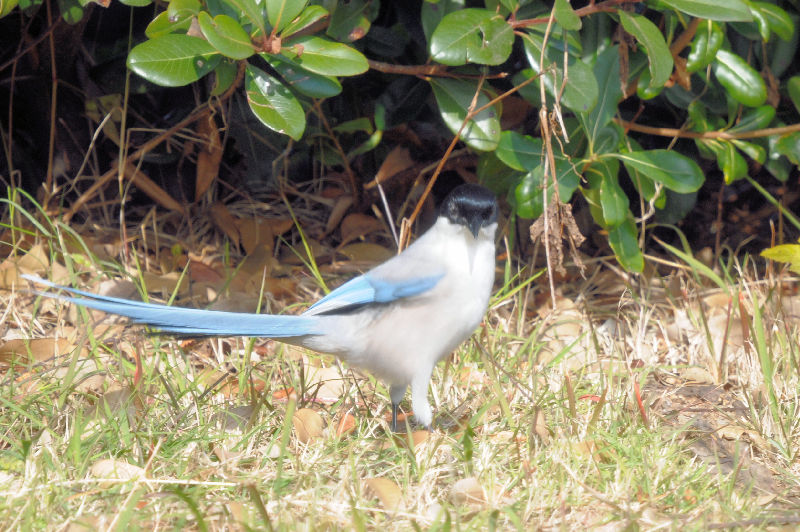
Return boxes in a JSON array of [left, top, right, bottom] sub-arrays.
[[1, 196, 800, 530]]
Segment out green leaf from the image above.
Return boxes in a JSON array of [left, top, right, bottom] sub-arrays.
[[211, 60, 238, 96], [280, 36, 368, 76], [686, 20, 723, 73], [0, 0, 20, 18], [245, 64, 305, 140], [656, 0, 753, 21], [166, 0, 200, 21], [762, 243, 800, 274], [731, 139, 765, 164], [521, 32, 599, 113], [198, 12, 254, 60], [280, 5, 329, 37], [513, 160, 580, 219], [327, 0, 377, 42], [127, 34, 220, 87], [746, 3, 772, 42], [554, 0, 581, 30], [592, 123, 621, 155], [57, 0, 83, 23], [118, 0, 150, 6], [267, 56, 341, 98], [608, 218, 644, 272], [514, 165, 547, 219], [580, 46, 622, 151], [769, 21, 799, 78], [787, 76, 800, 115], [617, 150, 704, 193], [775, 132, 800, 166], [618, 11, 673, 89], [595, 161, 628, 228], [712, 49, 767, 107], [430, 78, 501, 152], [430, 8, 514, 66], [752, 1, 794, 41], [266, 0, 308, 33], [421, 0, 465, 44], [145, 11, 193, 39], [228, 0, 265, 35], [716, 140, 748, 183], [495, 131, 543, 171], [729, 105, 775, 133]]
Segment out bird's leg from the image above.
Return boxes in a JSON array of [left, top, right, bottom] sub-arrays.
[[389, 384, 406, 433], [411, 366, 435, 431]]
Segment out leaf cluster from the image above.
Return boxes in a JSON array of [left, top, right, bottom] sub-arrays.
[[2, 0, 800, 271]]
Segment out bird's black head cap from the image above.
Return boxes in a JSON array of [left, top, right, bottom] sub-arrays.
[[441, 184, 498, 238]]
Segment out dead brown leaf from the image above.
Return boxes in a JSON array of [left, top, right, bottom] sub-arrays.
[[89, 459, 146, 487], [337, 243, 393, 263], [451, 477, 487, 506], [533, 407, 550, 443], [141, 271, 190, 297], [305, 365, 346, 404], [236, 218, 274, 255], [340, 213, 384, 245], [371, 146, 413, 188], [0, 338, 76, 365], [364, 477, 404, 511], [324, 195, 354, 236], [195, 114, 223, 200], [335, 412, 356, 437], [210, 203, 241, 249], [123, 161, 185, 214], [293, 408, 324, 443]]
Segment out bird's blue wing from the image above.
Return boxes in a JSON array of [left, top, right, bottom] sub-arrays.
[[23, 275, 320, 337], [303, 272, 444, 316]]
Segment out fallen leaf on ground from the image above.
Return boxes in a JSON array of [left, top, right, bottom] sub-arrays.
[[364, 477, 403, 511], [533, 407, 550, 443], [305, 365, 346, 403], [211, 202, 240, 249], [335, 412, 356, 437], [681, 366, 715, 384], [293, 408, 324, 443], [0, 338, 76, 365], [451, 477, 487, 505], [337, 242, 393, 263], [340, 213, 384, 245], [89, 459, 146, 487]]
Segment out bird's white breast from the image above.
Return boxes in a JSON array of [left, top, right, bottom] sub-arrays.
[[305, 218, 496, 388]]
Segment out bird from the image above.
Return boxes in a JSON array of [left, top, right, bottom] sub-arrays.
[[24, 183, 498, 431]]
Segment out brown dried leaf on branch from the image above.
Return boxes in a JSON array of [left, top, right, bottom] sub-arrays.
[[529, 201, 586, 276]]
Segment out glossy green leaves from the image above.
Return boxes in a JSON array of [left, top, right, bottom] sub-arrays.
[[617, 150, 704, 194], [127, 0, 369, 143], [619, 11, 673, 89], [686, 21, 723, 73], [713, 49, 767, 107], [430, 78, 501, 152], [127, 34, 220, 87], [197, 12, 253, 60], [280, 36, 368, 76], [657, 0, 753, 21], [430, 8, 514, 66], [266, 0, 308, 33], [520, 32, 599, 114], [245, 65, 305, 140]]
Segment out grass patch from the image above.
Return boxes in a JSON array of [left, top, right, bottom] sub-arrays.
[[1, 197, 799, 529]]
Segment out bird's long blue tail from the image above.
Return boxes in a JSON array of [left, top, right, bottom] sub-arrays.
[[23, 275, 321, 337]]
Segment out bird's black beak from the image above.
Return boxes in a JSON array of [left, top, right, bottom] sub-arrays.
[[468, 218, 481, 239]]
